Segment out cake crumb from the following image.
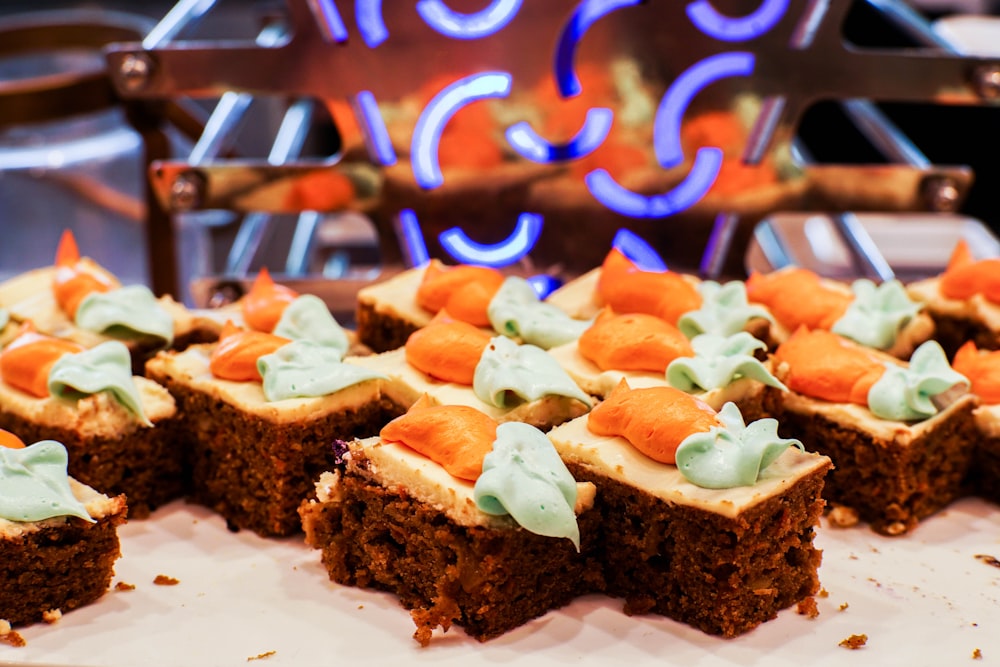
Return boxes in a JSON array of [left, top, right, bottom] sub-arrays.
[[839, 634, 868, 650], [115, 581, 136, 591], [973, 648, 983, 660], [796, 597, 819, 618], [247, 650, 276, 661], [839, 602, 849, 611], [41, 609, 62, 624], [818, 588, 829, 598], [154, 574, 180, 586], [827, 505, 859, 528], [975, 554, 1000, 569], [0, 621, 25, 648], [884, 521, 907, 536]]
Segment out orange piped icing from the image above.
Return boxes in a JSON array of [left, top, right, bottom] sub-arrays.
[[380, 397, 498, 481], [745, 268, 852, 331], [596, 248, 702, 325], [578, 309, 694, 372], [209, 321, 290, 382], [404, 311, 491, 385], [939, 239, 1000, 304], [243, 267, 299, 333], [0, 324, 85, 398], [772, 328, 886, 405], [952, 341, 1000, 404], [587, 380, 721, 464], [415, 262, 505, 327], [52, 229, 116, 318], [0, 429, 26, 449]]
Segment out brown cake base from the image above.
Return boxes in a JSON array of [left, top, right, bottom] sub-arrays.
[[565, 461, 829, 637], [0, 413, 183, 520], [0, 497, 126, 626], [153, 380, 403, 536], [355, 300, 421, 353], [300, 471, 604, 645], [774, 397, 979, 536], [967, 435, 1000, 505], [922, 313, 1000, 361]]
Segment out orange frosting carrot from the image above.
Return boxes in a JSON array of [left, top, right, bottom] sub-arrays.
[[745, 268, 852, 331], [0, 324, 85, 398], [939, 239, 1000, 304], [587, 380, 720, 464], [578, 309, 693, 372], [405, 312, 491, 385], [380, 397, 498, 481], [52, 229, 116, 318], [952, 341, 1000, 404], [242, 267, 299, 333], [772, 328, 886, 405], [0, 429, 25, 449], [209, 321, 290, 382], [415, 262, 504, 327], [596, 248, 702, 325]]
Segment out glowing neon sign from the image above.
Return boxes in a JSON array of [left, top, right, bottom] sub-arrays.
[[416, 0, 523, 39]]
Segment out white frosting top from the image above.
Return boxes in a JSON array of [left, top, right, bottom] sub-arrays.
[[355, 265, 434, 327], [908, 277, 1000, 332]]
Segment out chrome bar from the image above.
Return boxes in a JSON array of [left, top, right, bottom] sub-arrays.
[[841, 99, 930, 168], [285, 211, 324, 275], [142, 0, 218, 49], [831, 212, 896, 281], [864, 0, 961, 52]]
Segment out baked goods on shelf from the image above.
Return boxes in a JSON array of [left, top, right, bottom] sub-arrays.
[[768, 328, 977, 535], [0, 431, 127, 627], [0, 325, 179, 518], [300, 401, 601, 645]]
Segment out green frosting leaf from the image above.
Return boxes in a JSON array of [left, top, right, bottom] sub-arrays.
[[474, 422, 581, 549], [675, 402, 802, 489], [867, 340, 969, 421], [473, 336, 591, 409], [831, 279, 922, 351], [0, 440, 93, 523], [667, 332, 786, 392], [272, 294, 349, 355], [487, 276, 590, 349], [678, 281, 772, 339], [48, 341, 151, 426], [75, 285, 174, 346], [257, 340, 385, 401]]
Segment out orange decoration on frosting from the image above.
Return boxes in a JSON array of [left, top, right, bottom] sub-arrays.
[[415, 262, 504, 328], [0, 323, 85, 398], [939, 239, 1000, 304], [242, 267, 299, 333], [52, 229, 116, 318], [0, 429, 25, 449], [380, 396, 498, 481], [405, 311, 491, 385], [596, 248, 702, 325], [745, 268, 852, 331], [209, 321, 290, 382], [952, 341, 1000, 404], [587, 380, 720, 464], [578, 309, 693, 372], [772, 328, 886, 405]]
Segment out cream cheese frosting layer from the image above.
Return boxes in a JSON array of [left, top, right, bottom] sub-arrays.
[[909, 277, 1000, 332], [0, 478, 124, 538], [548, 415, 830, 518], [356, 265, 434, 327], [146, 345, 382, 424], [544, 268, 604, 320]]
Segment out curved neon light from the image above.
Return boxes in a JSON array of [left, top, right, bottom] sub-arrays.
[[612, 229, 667, 272], [398, 209, 430, 267], [411, 72, 513, 189], [505, 107, 613, 163], [356, 0, 388, 47], [555, 0, 643, 98], [314, 0, 349, 42], [654, 51, 755, 168], [527, 274, 562, 299], [686, 0, 789, 42], [354, 90, 396, 166], [585, 148, 724, 218], [439, 212, 543, 267], [416, 0, 523, 39]]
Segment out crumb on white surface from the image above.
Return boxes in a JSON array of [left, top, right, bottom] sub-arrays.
[[247, 650, 276, 661], [42, 609, 62, 624], [827, 505, 859, 528]]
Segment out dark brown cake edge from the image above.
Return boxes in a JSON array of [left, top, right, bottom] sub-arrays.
[[355, 301, 422, 353]]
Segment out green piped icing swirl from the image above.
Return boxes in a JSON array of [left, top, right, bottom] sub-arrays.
[[273, 294, 349, 355], [75, 285, 174, 346], [675, 402, 802, 489], [48, 341, 151, 426], [831, 279, 921, 351], [473, 336, 591, 409], [667, 332, 786, 393], [257, 340, 385, 402], [474, 421, 582, 549], [678, 280, 772, 339], [0, 439, 94, 523], [867, 340, 969, 421], [487, 276, 590, 349]]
